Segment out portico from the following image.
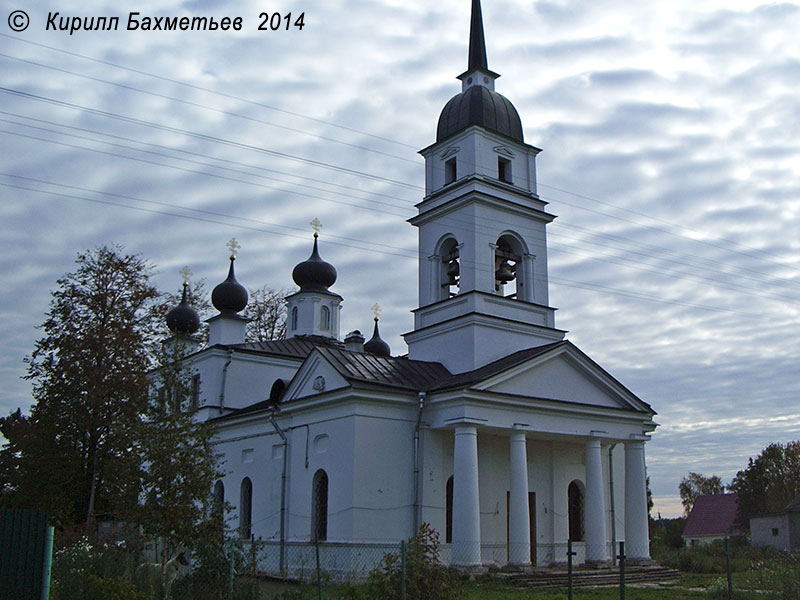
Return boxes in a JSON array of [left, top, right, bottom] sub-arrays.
[[439, 419, 653, 569]]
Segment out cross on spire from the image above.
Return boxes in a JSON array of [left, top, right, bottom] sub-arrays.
[[372, 303, 382, 321], [310, 217, 322, 236], [180, 266, 192, 285], [226, 238, 241, 259]]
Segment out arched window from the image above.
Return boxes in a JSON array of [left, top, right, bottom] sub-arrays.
[[213, 480, 225, 519], [494, 234, 528, 300], [240, 477, 252, 539], [320, 305, 330, 330], [291, 306, 298, 331], [445, 476, 454, 543], [437, 237, 460, 300], [312, 469, 328, 541], [568, 480, 585, 542]]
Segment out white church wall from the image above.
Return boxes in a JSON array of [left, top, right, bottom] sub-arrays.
[[476, 433, 508, 547], [419, 428, 453, 540], [193, 350, 300, 414], [529, 439, 555, 558], [286, 412, 357, 542], [351, 412, 417, 541], [215, 421, 284, 541]]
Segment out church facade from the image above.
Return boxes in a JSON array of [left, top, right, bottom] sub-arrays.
[[166, 0, 657, 570]]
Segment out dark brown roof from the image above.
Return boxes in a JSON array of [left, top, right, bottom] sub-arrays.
[[428, 341, 565, 392], [231, 336, 343, 359], [683, 494, 741, 537], [316, 347, 451, 392]]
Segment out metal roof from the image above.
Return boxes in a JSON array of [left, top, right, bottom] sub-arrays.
[[231, 336, 344, 359], [316, 347, 451, 391]]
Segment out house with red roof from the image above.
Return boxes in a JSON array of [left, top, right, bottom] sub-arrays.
[[682, 494, 742, 546]]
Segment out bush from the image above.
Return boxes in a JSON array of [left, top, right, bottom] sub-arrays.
[[51, 537, 145, 600], [367, 523, 455, 600]]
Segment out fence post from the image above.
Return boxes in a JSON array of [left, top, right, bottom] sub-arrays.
[[567, 540, 576, 600], [401, 540, 407, 600], [41, 525, 54, 600], [617, 541, 626, 600], [725, 537, 733, 600], [226, 541, 235, 600], [315, 539, 322, 600]]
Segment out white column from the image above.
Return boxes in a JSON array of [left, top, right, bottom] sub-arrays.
[[585, 438, 608, 563], [452, 424, 481, 566], [508, 432, 531, 566], [625, 440, 651, 561]]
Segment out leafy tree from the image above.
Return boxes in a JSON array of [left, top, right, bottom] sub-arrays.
[[135, 338, 221, 600], [244, 285, 288, 342], [1, 246, 159, 525], [679, 472, 724, 516], [728, 441, 800, 526]]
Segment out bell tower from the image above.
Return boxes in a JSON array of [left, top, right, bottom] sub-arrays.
[[404, 0, 565, 374]]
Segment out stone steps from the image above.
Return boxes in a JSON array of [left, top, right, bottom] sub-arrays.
[[500, 566, 681, 589]]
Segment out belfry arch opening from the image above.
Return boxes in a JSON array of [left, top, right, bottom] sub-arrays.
[[494, 234, 527, 300], [437, 237, 460, 300]]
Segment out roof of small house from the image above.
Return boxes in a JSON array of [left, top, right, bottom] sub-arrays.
[[683, 494, 741, 537]]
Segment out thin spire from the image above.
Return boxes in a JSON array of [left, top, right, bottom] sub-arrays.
[[468, 0, 488, 72]]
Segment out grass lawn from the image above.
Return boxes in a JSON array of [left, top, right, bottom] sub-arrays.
[[256, 572, 767, 599]]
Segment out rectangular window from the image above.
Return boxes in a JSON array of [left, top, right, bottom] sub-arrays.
[[445, 158, 456, 184], [772, 528, 780, 536], [498, 157, 512, 183]]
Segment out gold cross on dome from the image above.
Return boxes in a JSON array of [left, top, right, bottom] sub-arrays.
[[371, 303, 382, 320], [310, 218, 322, 235], [226, 238, 241, 259], [180, 266, 192, 285]]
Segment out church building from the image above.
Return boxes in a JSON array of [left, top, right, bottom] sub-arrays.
[[165, 0, 657, 571]]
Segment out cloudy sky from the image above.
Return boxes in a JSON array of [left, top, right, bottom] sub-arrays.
[[2, 0, 799, 518]]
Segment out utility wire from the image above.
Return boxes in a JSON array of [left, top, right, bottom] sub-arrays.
[[0, 87, 422, 191], [0, 32, 418, 149], [0, 51, 421, 165], [4, 173, 798, 316]]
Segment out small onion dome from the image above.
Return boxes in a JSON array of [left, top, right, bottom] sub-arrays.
[[292, 233, 337, 292], [364, 318, 391, 357], [212, 257, 248, 314], [167, 282, 201, 334]]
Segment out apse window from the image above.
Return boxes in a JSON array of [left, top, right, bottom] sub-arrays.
[[498, 157, 512, 183], [444, 158, 457, 184]]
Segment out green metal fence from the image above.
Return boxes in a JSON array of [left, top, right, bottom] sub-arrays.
[[0, 509, 54, 600]]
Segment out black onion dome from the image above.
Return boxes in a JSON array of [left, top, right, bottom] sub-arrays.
[[437, 85, 524, 143], [167, 283, 201, 334], [212, 258, 248, 313], [364, 319, 391, 357], [292, 234, 337, 292]]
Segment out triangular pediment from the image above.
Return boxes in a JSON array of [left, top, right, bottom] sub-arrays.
[[470, 343, 650, 413], [283, 349, 349, 402]]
